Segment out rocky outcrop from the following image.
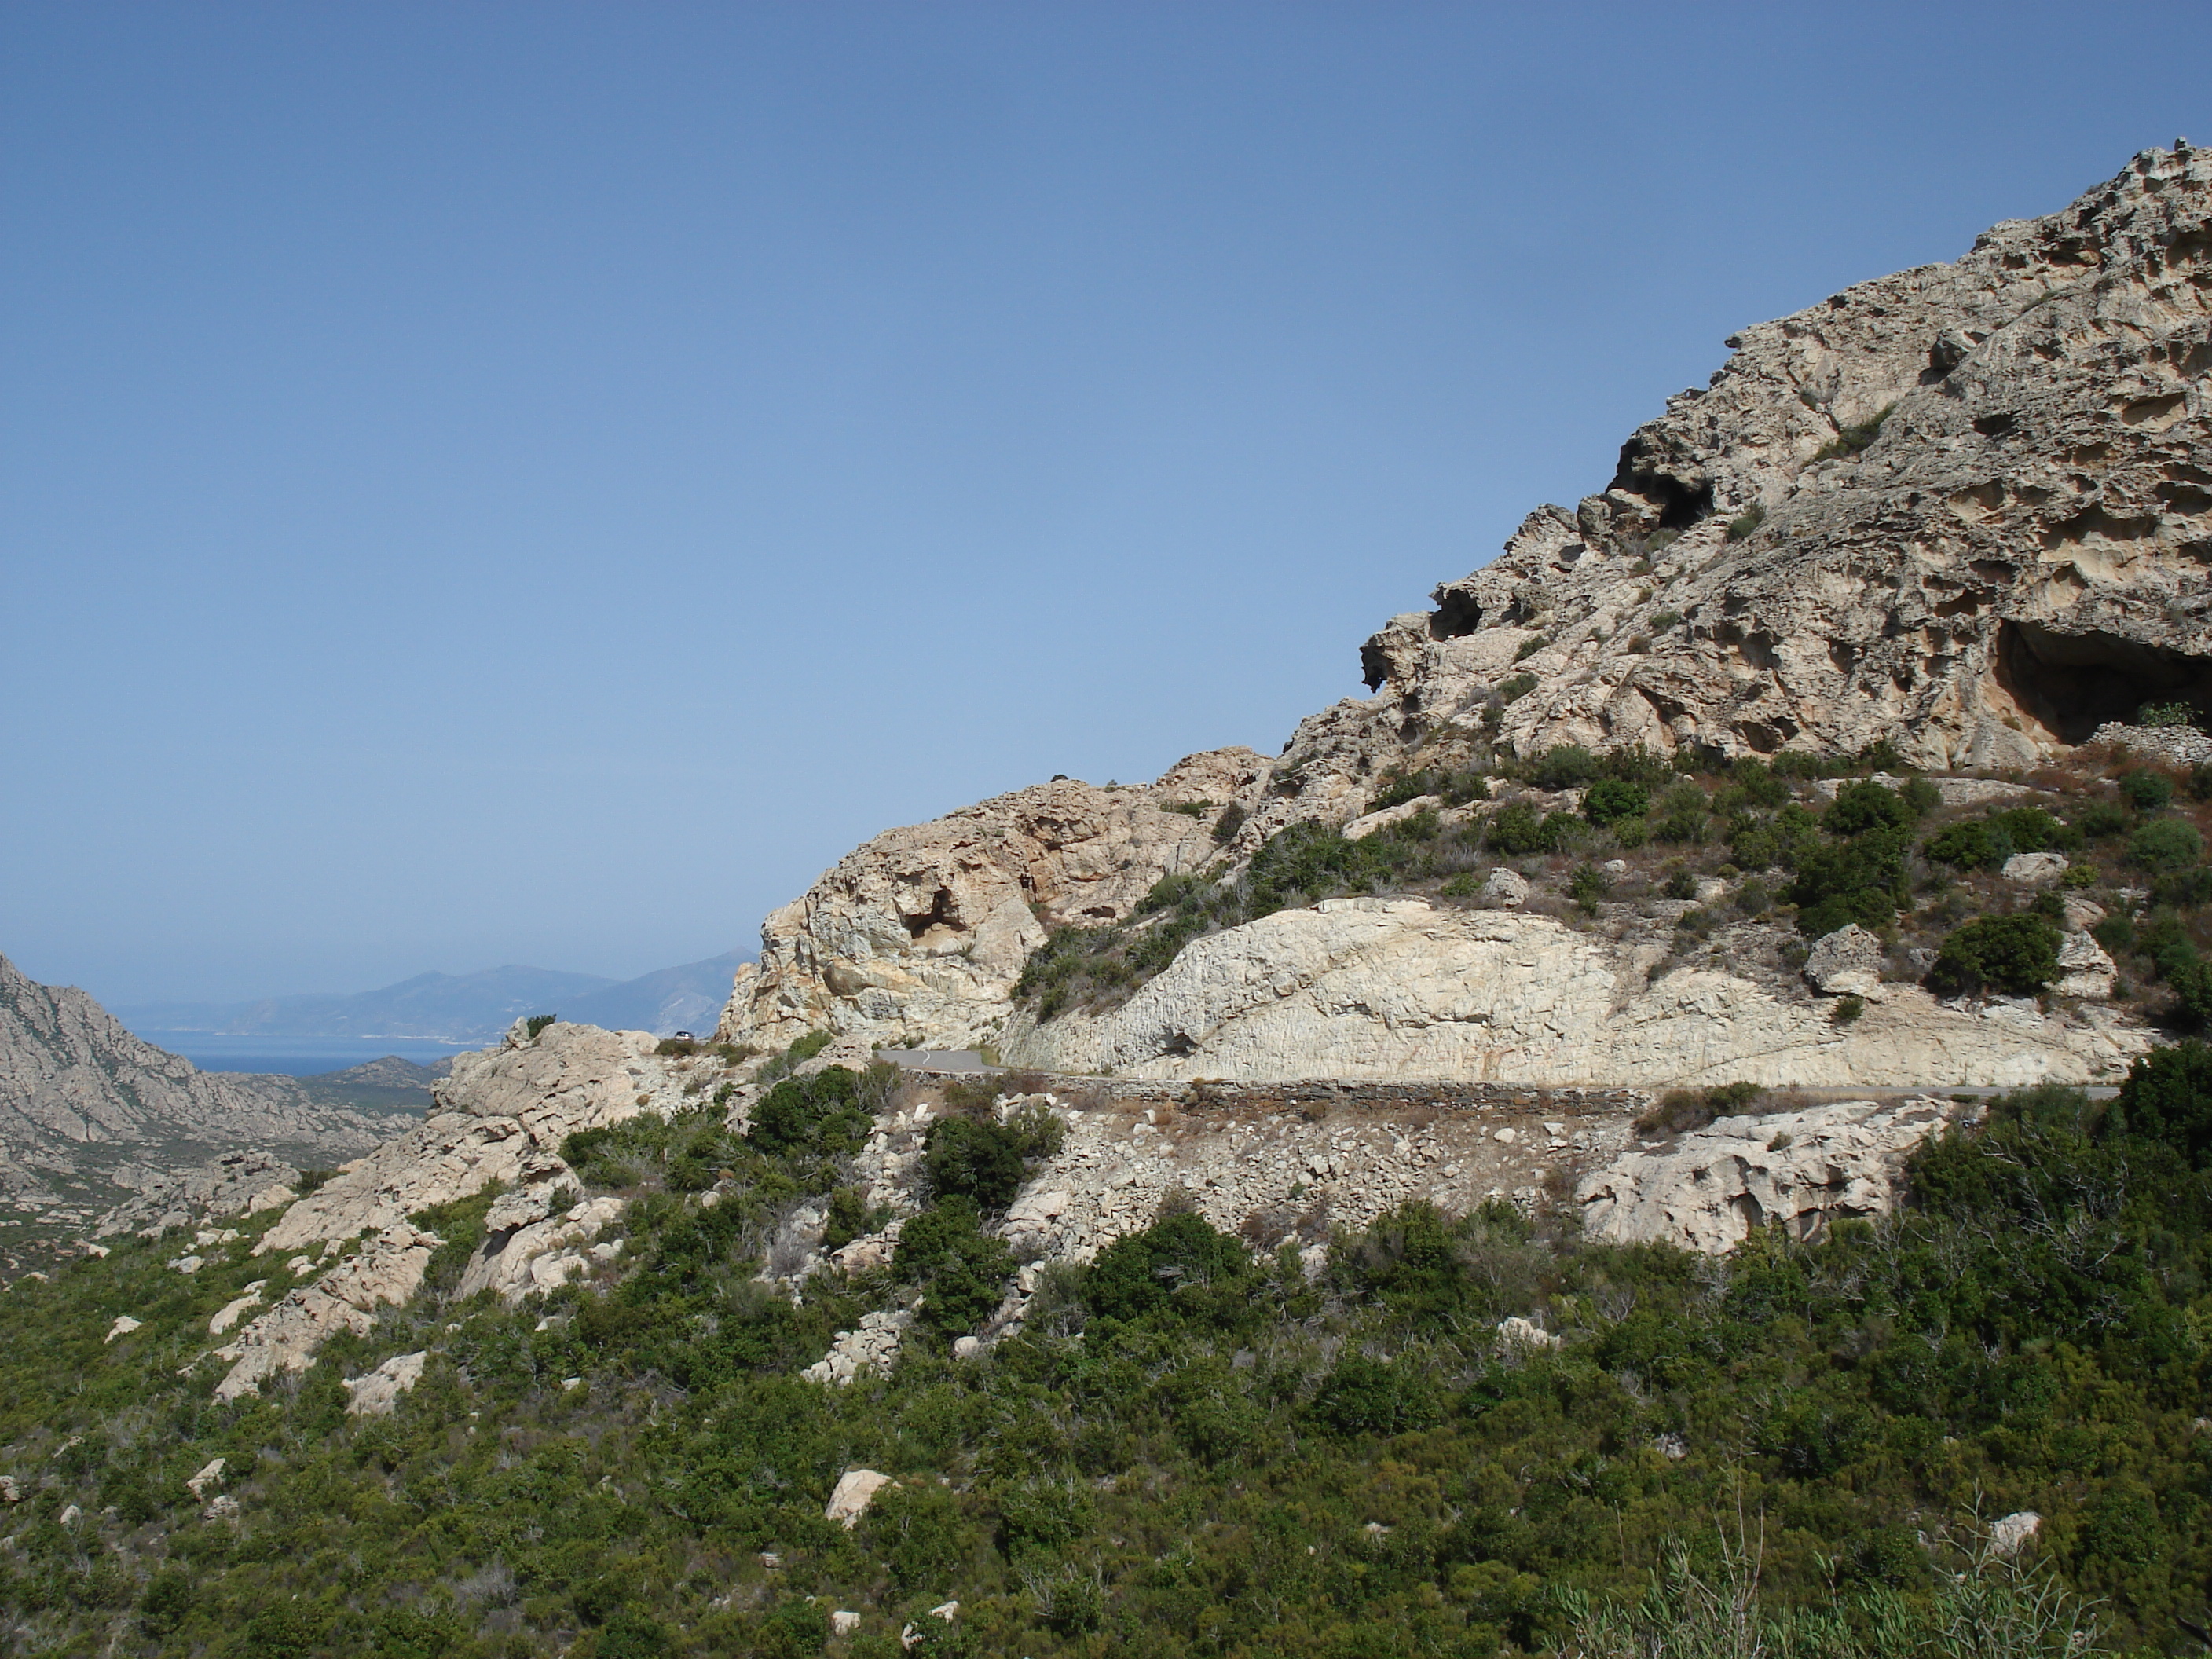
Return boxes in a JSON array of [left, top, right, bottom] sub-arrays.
[[211, 1222, 443, 1401], [257, 1020, 675, 1257], [0, 953, 387, 1224], [343, 1351, 428, 1416], [1007, 899, 2144, 1087], [718, 749, 1270, 1054], [95, 1150, 302, 1240], [1577, 1097, 1972, 1253], [195, 1021, 682, 1398], [1343, 145, 2212, 779]]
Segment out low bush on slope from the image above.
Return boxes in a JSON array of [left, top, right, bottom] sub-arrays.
[[8, 1048, 2212, 1653]]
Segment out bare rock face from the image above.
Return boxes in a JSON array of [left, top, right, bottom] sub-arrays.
[[0, 953, 387, 1225], [1577, 1097, 1972, 1254], [342, 1351, 428, 1416], [211, 1222, 443, 1401], [258, 1020, 673, 1256], [717, 749, 1270, 1054], [1008, 899, 2143, 1088], [1331, 145, 2212, 789]]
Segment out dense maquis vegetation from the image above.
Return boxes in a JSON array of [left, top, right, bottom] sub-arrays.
[[5, 1043, 2212, 1655]]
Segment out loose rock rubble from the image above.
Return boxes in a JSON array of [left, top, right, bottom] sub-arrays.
[[1576, 1096, 1974, 1254]]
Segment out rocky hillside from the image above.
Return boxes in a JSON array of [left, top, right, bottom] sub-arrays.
[[716, 170, 2212, 1086], [0, 953, 394, 1239]]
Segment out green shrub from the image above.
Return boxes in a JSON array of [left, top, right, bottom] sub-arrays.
[[1529, 744, 1602, 790], [1729, 757, 1791, 809], [1824, 780, 1912, 835], [1789, 827, 1909, 935], [1581, 778, 1649, 826], [2074, 799, 2130, 840], [1081, 1212, 1252, 1328], [1567, 863, 1610, 915], [1485, 803, 1550, 857], [2137, 701, 2199, 728], [1309, 1353, 1443, 1437], [1514, 635, 1547, 662], [1210, 801, 1248, 844], [1926, 914, 2063, 998], [525, 1013, 557, 1039], [1496, 672, 1538, 704], [921, 1108, 1060, 1213], [1811, 401, 1895, 461], [893, 1197, 1014, 1338], [1924, 819, 2007, 870], [2129, 816, 2202, 870], [2107, 1042, 2212, 1166], [2120, 769, 2175, 811], [1725, 504, 1765, 540], [746, 1067, 873, 1158], [654, 1035, 701, 1057], [788, 1029, 834, 1062]]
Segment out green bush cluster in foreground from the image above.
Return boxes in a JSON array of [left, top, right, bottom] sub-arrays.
[[8, 1046, 2212, 1654]]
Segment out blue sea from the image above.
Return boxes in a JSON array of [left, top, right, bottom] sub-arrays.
[[133, 1031, 480, 1076]]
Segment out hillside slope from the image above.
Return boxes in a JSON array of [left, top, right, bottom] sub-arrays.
[[0, 954, 392, 1236]]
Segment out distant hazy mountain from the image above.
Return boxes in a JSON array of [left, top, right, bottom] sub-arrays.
[[558, 953, 747, 1037], [119, 953, 747, 1046]]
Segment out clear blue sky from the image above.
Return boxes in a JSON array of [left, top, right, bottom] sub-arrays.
[[5, 2, 2208, 1005]]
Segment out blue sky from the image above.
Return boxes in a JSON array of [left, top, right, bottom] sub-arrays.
[[5, 2, 2209, 1005]]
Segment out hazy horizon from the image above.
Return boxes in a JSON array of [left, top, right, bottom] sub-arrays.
[[7, 1, 2210, 1009]]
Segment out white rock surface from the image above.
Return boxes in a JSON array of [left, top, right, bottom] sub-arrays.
[[1342, 797, 1441, 840], [211, 1223, 443, 1402], [717, 750, 1270, 1056], [2001, 852, 2070, 884], [343, 1351, 428, 1415], [804, 1309, 912, 1386], [1016, 899, 2142, 1087], [104, 1315, 142, 1344], [1990, 1511, 2043, 1557], [207, 1282, 266, 1335], [1496, 1316, 1561, 1351], [1478, 868, 1532, 910], [185, 1457, 225, 1500], [258, 1021, 676, 1257], [826, 1468, 895, 1529], [1803, 925, 1885, 998], [2054, 931, 2119, 998], [1577, 1097, 1968, 1254]]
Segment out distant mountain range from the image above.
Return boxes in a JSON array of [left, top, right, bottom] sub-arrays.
[[118, 952, 748, 1046]]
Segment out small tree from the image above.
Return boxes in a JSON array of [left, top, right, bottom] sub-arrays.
[[1926, 914, 2062, 998]]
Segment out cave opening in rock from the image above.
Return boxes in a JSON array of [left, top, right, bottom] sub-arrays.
[[1611, 438, 1716, 529], [1993, 619, 2212, 743]]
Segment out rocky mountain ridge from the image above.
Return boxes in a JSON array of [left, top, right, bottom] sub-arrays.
[[0, 954, 394, 1236], [710, 148, 2210, 1087]]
